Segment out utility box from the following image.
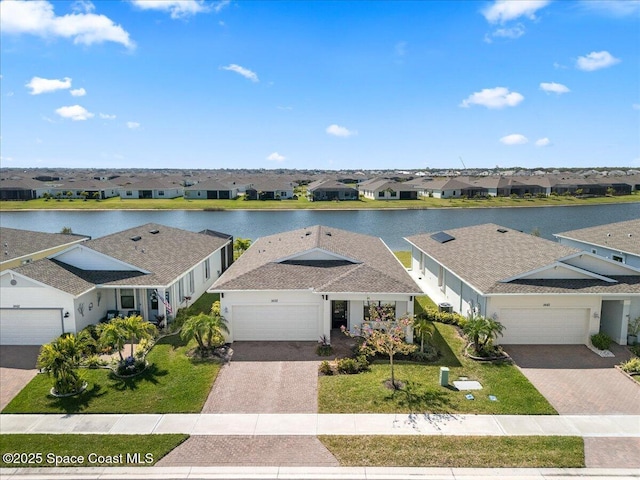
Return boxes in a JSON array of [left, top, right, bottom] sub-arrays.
[[438, 302, 453, 313], [439, 366, 449, 386]]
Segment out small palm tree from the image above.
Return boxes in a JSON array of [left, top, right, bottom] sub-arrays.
[[99, 320, 128, 362], [38, 334, 87, 395], [413, 315, 434, 354], [121, 315, 156, 358], [181, 301, 229, 353], [463, 314, 505, 355]]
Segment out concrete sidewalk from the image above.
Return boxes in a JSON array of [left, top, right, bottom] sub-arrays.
[[2, 413, 639, 437], [1, 466, 639, 480]]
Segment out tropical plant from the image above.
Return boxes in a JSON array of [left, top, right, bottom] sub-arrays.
[[233, 238, 252, 258], [343, 304, 416, 389], [60, 226, 73, 234], [99, 320, 128, 362], [121, 315, 156, 358], [180, 301, 229, 353], [413, 315, 435, 354], [462, 314, 505, 356], [590, 332, 612, 351], [37, 334, 87, 395]]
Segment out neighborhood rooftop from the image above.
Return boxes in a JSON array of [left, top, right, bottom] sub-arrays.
[[0, 228, 89, 263], [554, 219, 640, 256]]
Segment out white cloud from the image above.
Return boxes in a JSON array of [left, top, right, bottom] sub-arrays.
[[540, 82, 570, 94], [71, 1, 95, 14], [633, 104, 640, 111], [212, 0, 231, 13], [579, 0, 640, 17], [576, 51, 621, 71], [266, 152, 286, 162], [99, 113, 116, 119], [130, 0, 210, 19], [55, 104, 94, 121], [460, 87, 524, 109], [221, 64, 259, 82], [0, 0, 134, 48], [482, 0, 550, 23], [26, 76, 72, 95], [326, 124, 357, 137], [500, 134, 528, 145], [126, 121, 140, 129], [535, 137, 551, 147], [492, 23, 526, 39], [70, 87, 86, 97]]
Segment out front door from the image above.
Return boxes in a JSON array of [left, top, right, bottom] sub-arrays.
[[331, 300, 348, 329]]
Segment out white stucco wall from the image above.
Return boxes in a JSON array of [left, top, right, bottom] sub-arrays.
[[557, 238, 640, 269]]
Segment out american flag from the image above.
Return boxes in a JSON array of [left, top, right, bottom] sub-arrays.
[[155, 289, 173, 315]]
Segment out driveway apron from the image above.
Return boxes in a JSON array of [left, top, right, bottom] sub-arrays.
[[0, 346, 40, 411]]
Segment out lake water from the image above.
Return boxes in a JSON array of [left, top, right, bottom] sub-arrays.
[[1, 203, 638, 251]]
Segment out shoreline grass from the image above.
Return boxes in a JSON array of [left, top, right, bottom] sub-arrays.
[[1, 193, 637, 211]]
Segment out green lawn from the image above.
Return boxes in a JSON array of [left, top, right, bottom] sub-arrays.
[[0, 434, 187, 467], [320, 436, 584, 468], [318, 321, 555, 414], [2, 335, 220, 414], [2, 192, 637, 211], [393, 251, 411, 268]]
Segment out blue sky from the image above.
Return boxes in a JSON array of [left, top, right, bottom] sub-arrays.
[[1, 0, 638, 170]]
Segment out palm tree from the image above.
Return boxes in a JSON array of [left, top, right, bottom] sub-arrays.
[[181, 302, 229, 353], [99, 320, 128, 362], [38, 334, 86, 395], [121, 315, 156, 358], [462, 314, 505, 355], [413, 315, 434, 354]]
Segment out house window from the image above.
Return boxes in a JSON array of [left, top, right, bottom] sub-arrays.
[[612, 255, 624, 263], [390, 191, 397, 197], [158, 191, 165, 196], [204, 258, 211, 280], [197, 192, 201, 197], [126, 191, 132, 196], [188, 271, 195, 294], [120, 289, 135, 309], [178, 278, 184, 301], [364, 301, 396, 321], [378, 191, 385, 198], [438, 266, 445, 292]]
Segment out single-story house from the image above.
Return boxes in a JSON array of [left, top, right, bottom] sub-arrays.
[[210, 225, 422, 342], [1, 228, 89, 271], [306, 179, 359, 201], [44, 181, 120, 200], [0, 223, 233, 345], [405, 223, 640, 346], [184, 179, 238, 199], [359, 178, 419, 200], [554, 219, 640, 269], [118, 179, 184, 199], [0, 179, 39, 200], [244, 180, 295, 200]]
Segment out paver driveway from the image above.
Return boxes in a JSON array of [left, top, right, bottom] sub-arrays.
[[202, 341, 332, 414], [504, 344, 640, 414], [0, 346, 40, 411]]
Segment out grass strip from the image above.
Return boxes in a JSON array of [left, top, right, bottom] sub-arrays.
[[319, 435, 584, 468], [0, 434, 188, 468]]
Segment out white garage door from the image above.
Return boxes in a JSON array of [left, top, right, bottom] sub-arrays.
[[232, 304, 320, 341], [499, 308, 589, 344], [0, 309, 63, 345]]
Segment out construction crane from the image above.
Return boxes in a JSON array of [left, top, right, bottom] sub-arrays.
[[459, 156, 467, 169]]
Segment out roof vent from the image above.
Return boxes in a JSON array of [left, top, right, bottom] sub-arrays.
[[131, 235, 142, 242], [497, 228, 508, 233], [149, 229, 159, 234], [430, 232, 455, 244], [326, 232, 332, 236], [607, 233, 611, 237], [305, 231, 311, 236]]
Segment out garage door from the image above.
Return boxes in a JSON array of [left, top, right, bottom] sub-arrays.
[[0, 309, 63, 345], [499, 308, 589, 344], [232, 304, 320, 341]]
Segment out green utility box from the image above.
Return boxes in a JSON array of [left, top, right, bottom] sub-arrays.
[[439, 366, 449, 387]]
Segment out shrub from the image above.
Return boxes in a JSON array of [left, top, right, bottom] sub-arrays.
[[620, 357, 640, 375], [319, 361, 333, 375], [84, 355, 106, 368], [316, 344, 333, 356], [628, 344, 640, 357], [409, 345, 439, 362], [417, 308, 466, 326], [336, 355, 369, 374], [591, 333, 612, 351]]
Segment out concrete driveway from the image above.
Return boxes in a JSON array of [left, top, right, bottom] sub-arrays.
[[202, 341, 325, 414], [504, 344, 640, 415], [0, 346, 40, 410]]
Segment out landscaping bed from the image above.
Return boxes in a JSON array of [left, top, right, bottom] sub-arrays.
[[318, 321, 555, 414]]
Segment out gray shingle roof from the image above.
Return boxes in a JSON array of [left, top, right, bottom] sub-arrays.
[[487, 276, 640, 294], [554, 219, 640, 256], [405, 224, 580, 294], [1, 228, 89, 263], [212, 225, 421, 294]]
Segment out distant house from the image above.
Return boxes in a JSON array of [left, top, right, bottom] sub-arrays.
[[306, 179, 359, 201], [184, 179, 238, 199], [358, 178, 418, 200], [244, 180, 294, 200], [0, 179, 39, 200], [405, 223, 640, 346], [118, 179, 184, 199], [0, 228, 90, 271], [45, 181, 120, 200], [210, 225, 421, 342], [554, 220, 640, 269], [0, 223, 233, 345]]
